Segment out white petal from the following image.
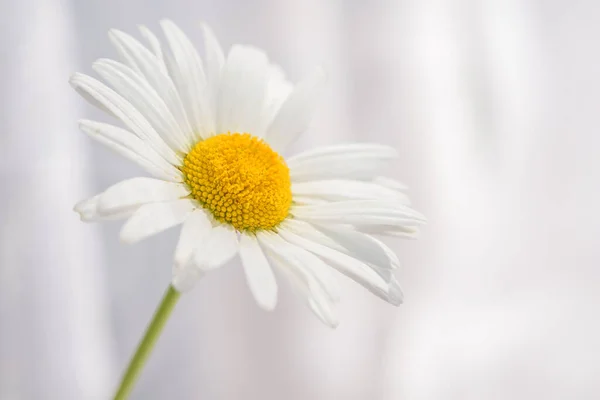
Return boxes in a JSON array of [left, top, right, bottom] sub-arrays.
[[70, 73, 180, 165], [293, 252, 340, 303], [160, 19, 212, 139], [97, 177, 189, 215], [74, 177, 181, 223], [201, 23, 225, 106], [291, 196, 330, 206], [292, 179, 410, 204], [193, 224, 239, 269], [108, 29, 194, 144], [301, 274, 340, 328], [283, 219, 401, 276], [174, 209, 212, 267], [265, 67, 326, 152], [78, 120, 182, 182], [372, 176, 409, 192], [370, 265, 394, 282], [172, 260, 205, 293], [287, 144, 397, 181], [306, 298, 339, 328], [291, 200, 427, 227], [277, 226, 396, 304], [258, 233, 339, 327], [259, 65, 293, 133], [74, 195, 101, 221], [258, 232, 339, 303], [120, 199, 196, 244], [282, 219, 345, 250], [314, 224, 399, 270], [239, 234, 278, 310], [368, 236, 402, 269], [138, 25, 168, 74], [289, 143, 397, 163], [272, 233, 340, 303], [108, 29, 144, 75], [217, 45, 270, 136], [72, 86, 116, 118], [74, 195, 137, 222], [388, 276, 404, 305], [353, 224, 421, 239], [93, 59, 190, 153]]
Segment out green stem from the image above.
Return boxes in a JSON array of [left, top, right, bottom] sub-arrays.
[[113, 285, 181, 400]]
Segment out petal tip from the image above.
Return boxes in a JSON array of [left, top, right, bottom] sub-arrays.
[[387, 279, 404, 306], [259, 299, 278, 312], [199, 21, 214, 33], [68, 72, 83, 87], [73, 209, 87, 221], [159, 18, 176, 30], [107, 28, 124, 40], [73, 197, 98, 222], [172, 262, 204, 292], [327, 318, 340, 329]]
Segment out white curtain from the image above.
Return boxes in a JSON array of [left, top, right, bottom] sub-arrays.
[[1, 0, 599, 399], [0, 0, 116, 398]]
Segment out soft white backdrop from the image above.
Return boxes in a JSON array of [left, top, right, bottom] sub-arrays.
[[1, 0, 599, 399]]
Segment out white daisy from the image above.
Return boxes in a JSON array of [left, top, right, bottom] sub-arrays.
[[71, 20, 425, 328]]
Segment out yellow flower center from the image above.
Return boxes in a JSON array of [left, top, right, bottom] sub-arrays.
[[181, 133, 292, 232]]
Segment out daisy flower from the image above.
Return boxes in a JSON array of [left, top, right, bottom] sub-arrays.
[[71, 20, 426, 328]]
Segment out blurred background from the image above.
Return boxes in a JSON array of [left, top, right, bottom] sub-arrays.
[[1, 0, 600, 399]]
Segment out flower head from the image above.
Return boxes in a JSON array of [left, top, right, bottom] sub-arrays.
[[71, 20, 426, 327]]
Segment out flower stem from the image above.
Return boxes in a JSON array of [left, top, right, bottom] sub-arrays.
[[113, 284, 181, 400]]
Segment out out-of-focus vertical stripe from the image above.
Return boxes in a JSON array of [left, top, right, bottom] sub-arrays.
[[0, 0, 117, 398]]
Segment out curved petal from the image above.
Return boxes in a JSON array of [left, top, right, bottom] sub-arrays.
[[306, 296, 339, 328], [138, 25, 168, 74], [70, 73, 180, 165], [353, 223, 421, 239], [272, 232, 340, 303], [160, 19, 212, 139], [291, 200, 427, 227], [372, 176, 409, 192], [265, 67, 326, 152], [97, 177, 189, 215], [289, 143, 397, 163], [172, 260, 205, 293], [282, 219, 401, 278], [287, 143, 397, 181], [174, 209, 212, 267], [120, 199, 196, 244], [74, 195, 101, 221], [282, 219, 344, 250], [93, 59, 190, 152], [108, 29, 194, 143], [258, 232, 339, 327], [368, 235, 402, 269], [74, 195, 136, 222], [201, 23, 225, 106], [314, 224, 399, 270], [292, 179, 410, 204], [276, 226, 397, 305], [79, 120, 182, 182], [259, 65, 293, 134], [239, 234, 278, 310], [216, 45, 270, 137], [388, 276, 404, 305], [193, 224, 239, 270]]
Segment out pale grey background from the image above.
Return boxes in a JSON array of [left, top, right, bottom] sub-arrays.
[[1, 0, 599, 399]]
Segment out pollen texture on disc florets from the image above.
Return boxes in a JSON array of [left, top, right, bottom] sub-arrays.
[[181, 133, 292, 232]]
